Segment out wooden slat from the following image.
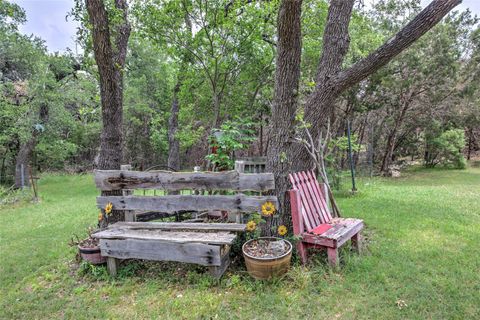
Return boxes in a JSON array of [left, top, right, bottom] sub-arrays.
[[93, 228, 237, 245], [299, 171, 323, 227], [290, 172, 316, 231], [306, 171, 332, 223], [301, 218, 364, 248], [236, 156, 266, 165], [99, 238, 222, 266], [135, 211, 173, 222], [108, 222, 246, 232], [97, 195, 279, 214], [322, 218, 363, 246], [289, 171, 334, 230], [95, 170, 274, 192], [289, 173, 313, 230]]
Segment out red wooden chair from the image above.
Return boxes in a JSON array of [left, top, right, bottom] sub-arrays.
[[289, 171, 363, 266]]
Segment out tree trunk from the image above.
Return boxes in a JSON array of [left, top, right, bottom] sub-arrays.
[[14, 139, 34, 188], [168, 82, 181, 171], [86, 0, 130, 226], [168, 5, 192, 172], [266, 0, 303, 227], [467, 127, 473, 161], [86, 0, 130, 170], [213, 92, 222, 127], [14, 103, 49, 189], [269, 0, 461, 221], [380, 92, 413, 174]]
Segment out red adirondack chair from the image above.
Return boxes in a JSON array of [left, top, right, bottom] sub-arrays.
[[289, 171, 363, 266]]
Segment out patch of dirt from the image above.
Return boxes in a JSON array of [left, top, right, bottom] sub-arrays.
[[243, 239, 290, 259]]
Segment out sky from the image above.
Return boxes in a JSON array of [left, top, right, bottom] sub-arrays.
[[10, 0, 480, 53]]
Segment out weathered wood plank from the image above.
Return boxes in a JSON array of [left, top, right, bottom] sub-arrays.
[[108, 222, 246, 232], [93, 228, 237, 245], [96, 195, 279, 214], [99, 238, 222, 266], [94, 170, 275, 192], [333, 220, 364, 247], [107, 257, 119, 276], [236, 156, 267, 165], [351, 232, 362, 253], [208, 247, 231, 279]]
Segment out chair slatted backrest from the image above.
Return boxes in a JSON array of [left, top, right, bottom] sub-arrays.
[[289, 171, 332, 232]]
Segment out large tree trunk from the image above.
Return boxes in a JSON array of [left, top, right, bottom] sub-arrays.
[[269, 0, 461, 221], [266, 0, 303, 227], [86, 0, 130, 226], [86, 0, 130, 170]]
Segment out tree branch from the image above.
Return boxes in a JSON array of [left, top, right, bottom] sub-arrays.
[[315, 0, 355, 84], [335, 0, 462, 92]]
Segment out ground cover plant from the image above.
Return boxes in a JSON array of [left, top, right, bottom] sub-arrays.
[[1, 166, 479, 319]]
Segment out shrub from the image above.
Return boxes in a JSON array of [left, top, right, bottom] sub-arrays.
[[425, 128, 466, 169]]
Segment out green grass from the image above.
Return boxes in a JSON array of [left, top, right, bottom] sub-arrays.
[[1, 167, 479, 319]]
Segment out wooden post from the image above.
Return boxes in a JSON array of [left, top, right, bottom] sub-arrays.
[[107, 257, 119, 276], [234, 160, 245, 174], [208, 246, 230, 279], [120, 164, 135, 222], [234, 161, 245, 223], [351, 232, 362, 254], [327, 248, 339, 267]]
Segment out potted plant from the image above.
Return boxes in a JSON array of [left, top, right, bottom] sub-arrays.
[[70, 203, 113, 265], [242, 201, 292, 280]]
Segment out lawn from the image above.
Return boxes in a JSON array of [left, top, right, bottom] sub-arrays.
[[1, 167, 479, 319]]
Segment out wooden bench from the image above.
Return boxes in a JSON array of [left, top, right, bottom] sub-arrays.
[[93, 168, 278, 278], [289, 171, 363, 266]]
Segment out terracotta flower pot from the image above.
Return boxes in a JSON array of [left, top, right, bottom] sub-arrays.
[[78, 245, 106, 264], [242, 237, 292, 280]]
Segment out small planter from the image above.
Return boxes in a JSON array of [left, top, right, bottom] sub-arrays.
[[242, 237, 292, 280], [78, 244, 106, 265]]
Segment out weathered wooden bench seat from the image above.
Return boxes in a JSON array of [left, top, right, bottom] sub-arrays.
[[93, 167, 278, 278], [93, 222, 245, 278]]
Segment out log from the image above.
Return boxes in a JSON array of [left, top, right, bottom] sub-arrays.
[[108, 221, 246, 232], [96, 195, 279, 214], [93, 228, 237, 245], [208, 248, 231, 279], [99, 238, 222, 266], [94, 170, 274, 192]]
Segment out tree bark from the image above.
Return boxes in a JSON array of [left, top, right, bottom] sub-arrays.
[[14, 103, 48, 189], [14, 139, 35, 188], [168, 82, 181, 171], [269, 0, 461, 220], [380, 92, 414, 174], [86, 0, 131, 227], [266, 0, 303, 226], [86, 0, 130, 170], [168, 4, 192, 171]]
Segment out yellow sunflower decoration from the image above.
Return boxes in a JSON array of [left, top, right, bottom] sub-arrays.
[[277, 225, 287, 236], [246, 220, 256, 232], [98, 211, 103, 222], [261, 201, 276, 217], [105, 202, 113, 215]]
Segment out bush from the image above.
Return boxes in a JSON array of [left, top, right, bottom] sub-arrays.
[[425, 128, 466, 169]]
